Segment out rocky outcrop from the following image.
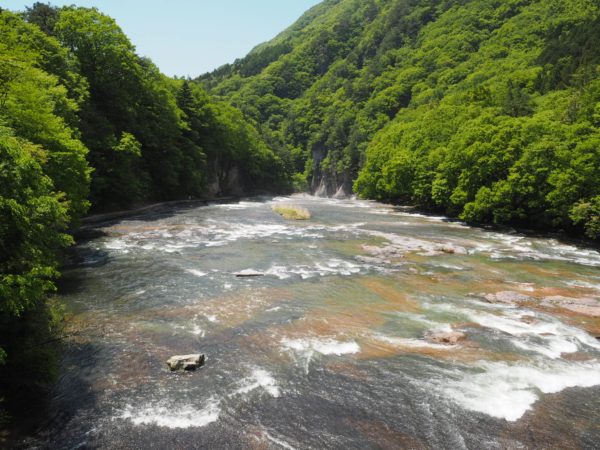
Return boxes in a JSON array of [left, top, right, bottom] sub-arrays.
[[167, 354, 205, 371], [425, 331, 466, 345], [484, 291, 531, 305], [361, 244, 403, 260], [541, 296, 600, 317], [206, 160, 246, 198], [360, 240, 468, 260], [310, 143, 354, 198]]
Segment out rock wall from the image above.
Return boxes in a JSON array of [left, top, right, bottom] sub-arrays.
[[310, 145, 354, 198]]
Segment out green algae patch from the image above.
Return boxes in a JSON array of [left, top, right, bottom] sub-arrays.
[[272, 204, 311, 220]]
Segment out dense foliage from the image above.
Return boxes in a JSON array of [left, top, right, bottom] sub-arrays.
[[200, 0, 600, 239], [0, 4, 287, 423]]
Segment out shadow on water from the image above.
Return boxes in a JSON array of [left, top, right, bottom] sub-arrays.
[[80, 196, 271, 228], [7, 341, 101, 450], [62, 247, 111, 272]]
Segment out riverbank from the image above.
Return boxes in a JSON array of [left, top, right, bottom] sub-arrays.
[[81, 197, 240, 225]]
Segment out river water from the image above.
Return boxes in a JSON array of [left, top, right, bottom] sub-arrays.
[[24, 196, 600, 449]]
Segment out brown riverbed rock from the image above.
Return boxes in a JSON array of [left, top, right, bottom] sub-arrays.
[[541, 296, 600, 317], [437, 245, 468, 255], [166, 354, 205, 371], [560, 352, 595, 362], [425, 331, 466, 345], [520, 315, 538, 324]]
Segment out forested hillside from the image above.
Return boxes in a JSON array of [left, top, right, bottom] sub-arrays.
[[0, 3, 287, 419], [199, 0, 600, 239]]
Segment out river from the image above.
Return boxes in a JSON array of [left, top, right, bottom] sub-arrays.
[[23, 196, 600, 449]]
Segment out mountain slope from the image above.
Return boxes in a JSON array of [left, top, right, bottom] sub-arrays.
[[199, 0, 600, 239]]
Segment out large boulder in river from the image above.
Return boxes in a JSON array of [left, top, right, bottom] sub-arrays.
[[425, 331, 466, 345], [167, 354, 205, 371]]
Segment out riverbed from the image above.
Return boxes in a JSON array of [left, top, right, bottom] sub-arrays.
[[24, 196, 600, 449]]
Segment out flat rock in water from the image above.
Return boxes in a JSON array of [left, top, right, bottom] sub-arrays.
[[235, 269, 264, 277], [167, 354, 205, 372], [425, 331, 466, 345], [542, 296, 600, 317], [361, 244, 404, 259], [484, 291, 531, 305]]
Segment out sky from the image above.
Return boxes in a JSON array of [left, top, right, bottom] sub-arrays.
[[1, 0, 322, 77]]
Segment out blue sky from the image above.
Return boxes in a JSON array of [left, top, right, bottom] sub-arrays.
[[2, 0, 322, 76]]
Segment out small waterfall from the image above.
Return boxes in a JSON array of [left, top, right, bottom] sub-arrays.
[[314, 179, 328, 197]]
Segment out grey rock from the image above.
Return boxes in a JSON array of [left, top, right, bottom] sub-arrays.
[[235, 269, 265, 277], [484, 291, 531, 305], [425, 331, 466, 345], [167, 354, 205, 371]]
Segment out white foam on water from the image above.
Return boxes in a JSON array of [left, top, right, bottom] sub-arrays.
[[163, 243, 189, 253], [365, 230, 440, 255], [186, 269, 207, 277], [433, 263, 467, 271], [281, 337, 360, 356], [394, 312, 444, 329], [232, 368, 280, 398], [313, 197, 375, 209], [565, 279, 600, 292], [439, 304, 600, 355], [474, 233, 600, 267], [265, 266, 292, 280], [211, 201, 262, 210], [373, 334, 452, 350], [263, 431, 297, 450], [104, 239, 130, 252], [205, 240, 227, 247], [511, 338, 577, 359], [431, 322, 455, 333], [103, 219, 330, 254], [442, 361, 600, 421], [428, 301, 600, 360], [205, 314, 218, 323], [117, 398, 220, 429], [494, 310, 595, 346], [464, 309, 559, 336], [266, 259, 363, 280], [191, 324, 205, 337]]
